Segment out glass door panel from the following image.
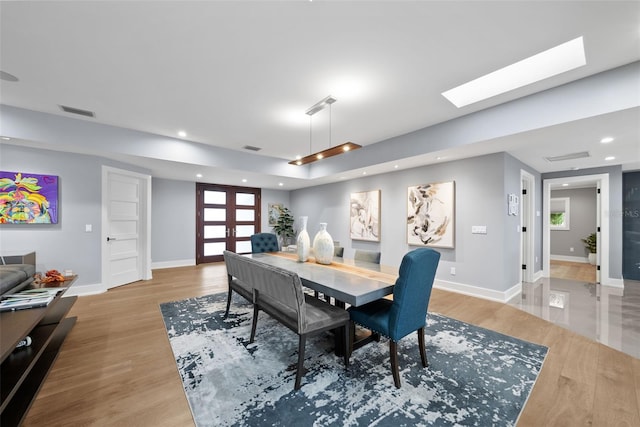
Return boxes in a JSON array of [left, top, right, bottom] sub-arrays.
[[236, 193, 255, 206]]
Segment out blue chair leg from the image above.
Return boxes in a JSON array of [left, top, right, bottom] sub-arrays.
[[390, 340, 401, 388], [418, 327, 428, 367]]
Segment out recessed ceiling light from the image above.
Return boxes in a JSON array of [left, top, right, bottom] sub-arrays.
[[600, 137, 614, 143], [394, 165, 399, 169], [1, 136, 10, 140], [442, 36, 586, 108], [278, 182, 283, 187], [362, 171, 367, 175], [196, 173, 203, 178], [178, 131, 187, 138], [605, 156, 615, 161], [562, 183, 569, 187], [242, 179, 247, 183]]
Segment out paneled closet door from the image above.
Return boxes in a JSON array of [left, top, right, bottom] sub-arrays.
[[196, 183, 261, 264]]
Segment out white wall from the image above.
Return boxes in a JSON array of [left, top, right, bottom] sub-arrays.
[[151, 178, 196, 268], [550, 187, 597, 260], [290, 152, 542, 300], [0, 144, 150, 289]]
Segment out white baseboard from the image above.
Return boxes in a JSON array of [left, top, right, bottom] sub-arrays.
[[64, 282, 106, 297], [151, 259, 195, 270], [532, 270, 545, 282], [603, 277, 624, 289], [550, 254, 588, 263], [434, 279, 520, 303]]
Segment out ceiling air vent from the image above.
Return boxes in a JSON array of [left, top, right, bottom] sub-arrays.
[[59, 105, 95, 118], [544, 151, 590, 162], [243, 145, 262, 152]]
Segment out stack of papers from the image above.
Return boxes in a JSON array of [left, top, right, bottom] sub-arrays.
[[0, 288, 64, 312]]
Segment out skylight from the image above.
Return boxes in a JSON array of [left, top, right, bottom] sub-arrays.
[[442, 37, 586, 108]]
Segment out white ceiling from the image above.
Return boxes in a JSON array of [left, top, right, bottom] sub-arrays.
[[1, 1, 639, 189]]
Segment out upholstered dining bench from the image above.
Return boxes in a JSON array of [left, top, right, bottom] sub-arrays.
[[222, 250, 350, 390]]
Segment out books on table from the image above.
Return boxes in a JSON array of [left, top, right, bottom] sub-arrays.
[[0, 288, 65, 312]]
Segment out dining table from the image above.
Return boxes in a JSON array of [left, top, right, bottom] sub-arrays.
[[247, 252, 399, 307]]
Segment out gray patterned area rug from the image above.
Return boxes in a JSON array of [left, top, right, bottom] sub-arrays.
[[159, 292, 547, 427]]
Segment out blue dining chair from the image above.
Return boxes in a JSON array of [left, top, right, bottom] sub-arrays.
[[250, 233, 280, 253], [348, 247, 441, 388]]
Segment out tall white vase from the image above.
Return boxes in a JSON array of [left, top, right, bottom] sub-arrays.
[[313, 222, 334, 265], [296, 216, 310, 262]]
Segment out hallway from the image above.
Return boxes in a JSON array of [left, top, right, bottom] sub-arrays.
[[509, 275, 640, 359]]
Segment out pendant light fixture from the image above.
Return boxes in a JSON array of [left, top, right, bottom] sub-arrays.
[[289, 95, 361, 166]]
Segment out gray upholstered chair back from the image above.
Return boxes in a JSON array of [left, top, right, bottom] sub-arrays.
[[354, 250, 381, 264]]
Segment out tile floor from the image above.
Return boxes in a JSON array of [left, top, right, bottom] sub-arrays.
[[508, 274, 640, 359]]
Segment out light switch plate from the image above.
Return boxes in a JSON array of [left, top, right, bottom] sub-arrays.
[[471, 225, 487, 234]]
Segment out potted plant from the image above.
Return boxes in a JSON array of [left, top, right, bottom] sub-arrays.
[[272, 206, 295, 247], [581, 232, 597, 265]]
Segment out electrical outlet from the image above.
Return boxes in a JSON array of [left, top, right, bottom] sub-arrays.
[[450, 267, 456, 275]]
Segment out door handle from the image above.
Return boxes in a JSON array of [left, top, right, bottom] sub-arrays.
[[107, 237, 117, 242]]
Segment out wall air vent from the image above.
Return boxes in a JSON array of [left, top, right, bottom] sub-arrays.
[[59, 105, 95, 117], [243, 145, 262, 152], [544, 151, 590, 162]]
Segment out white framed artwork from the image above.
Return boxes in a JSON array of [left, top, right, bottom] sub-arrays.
[[407, 181, 455, 248], [349, 190, 381, 242]]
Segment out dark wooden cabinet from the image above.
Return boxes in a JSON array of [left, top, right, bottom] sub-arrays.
[[0, 281, 77, 426]]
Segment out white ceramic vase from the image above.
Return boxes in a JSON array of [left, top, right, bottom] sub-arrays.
[[296, 216, 310, 262], [312, 222, 334, 265]]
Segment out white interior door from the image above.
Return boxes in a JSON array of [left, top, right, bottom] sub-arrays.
[[102, 167, 151, 289]]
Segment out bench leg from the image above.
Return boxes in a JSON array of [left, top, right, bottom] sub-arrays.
[[224, 287, 233, 318], [249, 304, 259, 344], [295, 335, 307, 390]]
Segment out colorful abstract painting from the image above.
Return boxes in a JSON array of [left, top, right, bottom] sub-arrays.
[[0, 171, 59, 224], [407, 181, 455, 248], [350, 190, 380, 241]]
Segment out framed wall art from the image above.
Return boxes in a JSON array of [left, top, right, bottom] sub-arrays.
[[0, 171, 59, 224], [350, 190, 380, 241], [407, 181, 455, 248], [267, 203, 283, 226]]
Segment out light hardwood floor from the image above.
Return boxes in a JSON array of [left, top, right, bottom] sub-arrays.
[[550, 259, 597, 282], [23, 263, 640, 427]]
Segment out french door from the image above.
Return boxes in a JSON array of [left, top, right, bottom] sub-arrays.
[[196, 183, 261, 264]]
